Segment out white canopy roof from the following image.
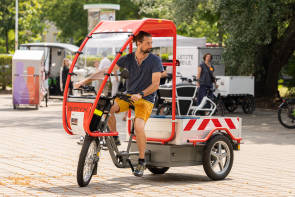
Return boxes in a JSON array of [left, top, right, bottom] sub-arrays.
[[85, 33, 206, 48]]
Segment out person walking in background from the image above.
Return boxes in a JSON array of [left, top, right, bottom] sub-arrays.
[[196, 53, 218, 106]]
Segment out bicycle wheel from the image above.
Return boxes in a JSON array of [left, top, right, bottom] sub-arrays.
[[278, 104, 295, 129], [77, 135, 100, 187], [147, 166, 169, 174]]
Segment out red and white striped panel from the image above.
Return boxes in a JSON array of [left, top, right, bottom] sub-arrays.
[[183, 117, 240, 131]]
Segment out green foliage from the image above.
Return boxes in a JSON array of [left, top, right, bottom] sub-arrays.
[[161, 54, 169, 61], [43, 0, 88, 46], [132, 0, 222, 43], [0, 0, 46, 53], [217, 0, 294, 75], [0, 54, 12, 90], [44, 0, 141, 46]]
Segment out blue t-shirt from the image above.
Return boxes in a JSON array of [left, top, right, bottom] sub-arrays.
[[117, 52, 163, 103], [198, 62, 215, 87]]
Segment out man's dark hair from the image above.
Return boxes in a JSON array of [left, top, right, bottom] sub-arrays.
[[134, 31, 152, 45]]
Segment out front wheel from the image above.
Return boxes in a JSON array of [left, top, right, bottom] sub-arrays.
[[224, 98, 238, 113], [278, 104, 295, 129], [203, 134, 233, 180], [77, 135, 100, 187], [147, 166, 169, 174]]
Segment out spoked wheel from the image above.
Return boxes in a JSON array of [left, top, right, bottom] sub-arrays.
[[242, 96, 255, 114], [147, 166, 169, 174], [278, 104, 295, 129], [77, 135, 100, 187], [203, 135, 233, 180]]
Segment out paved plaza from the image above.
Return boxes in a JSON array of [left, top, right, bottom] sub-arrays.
[[0, 94, 295, 197]]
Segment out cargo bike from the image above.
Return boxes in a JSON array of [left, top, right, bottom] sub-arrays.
[[62, 19, 242, 187]]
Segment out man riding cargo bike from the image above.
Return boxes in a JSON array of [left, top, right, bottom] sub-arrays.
[[62, 19, 242, 187], [74, 31, 163, 177]]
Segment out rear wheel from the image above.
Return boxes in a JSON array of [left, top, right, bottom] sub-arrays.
[[147, 166, 169, 174], [203, 135, 233, 180], [242, 96, 255, 114], [77, 135, 100, 187]]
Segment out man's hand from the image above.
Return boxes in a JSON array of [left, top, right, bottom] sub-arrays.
[[74, 82, 82, 89], [131, 94, 142, 102], [196, 81, 200, 87]]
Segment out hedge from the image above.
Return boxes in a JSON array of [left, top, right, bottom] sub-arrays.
[[0, 54, 12, 90]]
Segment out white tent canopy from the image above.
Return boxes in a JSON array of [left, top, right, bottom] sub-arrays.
[[84, 33, 206, 50]]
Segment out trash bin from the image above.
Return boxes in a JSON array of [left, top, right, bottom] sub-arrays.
[[12, 50, 44, 109]]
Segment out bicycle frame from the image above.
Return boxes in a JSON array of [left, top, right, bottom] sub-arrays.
[[62, 19, 178, 143]]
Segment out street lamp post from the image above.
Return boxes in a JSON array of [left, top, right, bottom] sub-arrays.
[[15, 0, 18, 51]]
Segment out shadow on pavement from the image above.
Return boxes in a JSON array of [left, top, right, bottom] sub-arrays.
[[0, 115, 62, 131], [29, 173, 220, 196], [227, 108, 295, 145]]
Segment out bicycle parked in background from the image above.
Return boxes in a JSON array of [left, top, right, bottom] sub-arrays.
[[278, 98, 295, 129]]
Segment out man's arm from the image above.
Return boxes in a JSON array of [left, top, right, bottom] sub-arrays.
[[131, 72, 161, 101], [196, 66, 202, 86], [74, 64, 120, 89]]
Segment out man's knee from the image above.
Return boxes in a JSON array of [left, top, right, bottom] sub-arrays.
[[134, 118, 145, 131], [110, 102, 120, 114]]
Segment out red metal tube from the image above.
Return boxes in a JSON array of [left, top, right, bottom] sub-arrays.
[[84, 36, 134, 137], [187, 127, 242, 145]]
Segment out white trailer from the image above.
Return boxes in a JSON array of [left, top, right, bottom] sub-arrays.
[[216, 76, 255, 114]]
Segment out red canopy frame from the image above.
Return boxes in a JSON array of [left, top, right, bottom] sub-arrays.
[[62, 18, 177, 144]]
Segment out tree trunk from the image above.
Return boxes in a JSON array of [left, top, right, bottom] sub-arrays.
[[263, 18, 295, 97]]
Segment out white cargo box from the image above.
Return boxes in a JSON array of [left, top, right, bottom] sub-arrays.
[[130, 116, 242, 145], [216, 76, 254, 96]]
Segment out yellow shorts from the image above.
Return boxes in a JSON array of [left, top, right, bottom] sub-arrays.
[[115, 98, 154, 122]]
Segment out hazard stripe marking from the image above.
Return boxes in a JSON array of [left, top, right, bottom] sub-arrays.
[[198, 119, 210, 130], [184, 119, 197, 131], [212, 119, 222, 127], [225, 118, 236, 129]]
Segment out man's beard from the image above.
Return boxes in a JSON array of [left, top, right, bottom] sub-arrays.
[[141, 48, 151, 54]]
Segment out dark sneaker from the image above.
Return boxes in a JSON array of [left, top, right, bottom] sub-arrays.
[[114, 137, 121, 146], [133, 162, 146, 177]]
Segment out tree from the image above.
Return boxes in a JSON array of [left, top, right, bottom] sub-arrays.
[[0, 0, 46, 53], [132, 0, 223, 44], [134, 0, 295, 98], [44, 0, 141, 46], [218, 0, 295, 97]]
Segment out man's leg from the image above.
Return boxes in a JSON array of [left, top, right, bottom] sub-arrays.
[[133, 99, 153, 177], [108, 102, 119, 132], [108, 102, 121, 145], [134, 118, 146, 159]]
